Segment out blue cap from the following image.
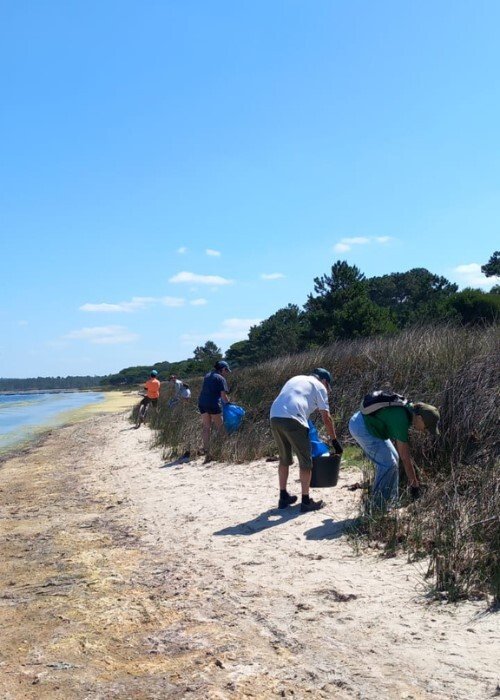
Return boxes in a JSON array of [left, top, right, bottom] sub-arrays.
[[215, 360, 231, 372], [311, 368, 332, 387], [150, 370, 159, 376]]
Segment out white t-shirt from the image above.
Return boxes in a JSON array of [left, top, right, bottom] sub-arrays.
[[172, 379, 183, 396], [270, 375, 329, 427], [173, 379, 191, 399]]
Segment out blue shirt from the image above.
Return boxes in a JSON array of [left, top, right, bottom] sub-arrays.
[[198, 371, 229, 407]]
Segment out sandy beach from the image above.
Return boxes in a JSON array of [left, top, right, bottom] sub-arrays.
[[0, 405, 498, 699]]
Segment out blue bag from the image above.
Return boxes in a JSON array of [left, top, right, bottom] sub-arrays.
[[223, 403, 246, 434], [308, 419, 329, 458]]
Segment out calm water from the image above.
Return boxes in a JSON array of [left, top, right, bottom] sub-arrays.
[[0, 391, 105, 454]]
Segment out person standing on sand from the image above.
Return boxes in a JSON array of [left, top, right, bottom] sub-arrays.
[[198, 360, 231, 463], [348, 399, 440, 510], [136, 370, 161, 427], [270, 368, 342, 513]]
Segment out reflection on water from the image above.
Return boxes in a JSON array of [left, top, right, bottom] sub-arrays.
[[0, 392, 104, 454]]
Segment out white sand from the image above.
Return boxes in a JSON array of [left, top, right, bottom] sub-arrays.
[[90, 412, 499, 699]]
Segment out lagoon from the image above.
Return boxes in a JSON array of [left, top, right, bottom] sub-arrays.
[[0, 391, 105, 455]]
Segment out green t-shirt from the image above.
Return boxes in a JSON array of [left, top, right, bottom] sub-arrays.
[[363, 406, 413, 442]]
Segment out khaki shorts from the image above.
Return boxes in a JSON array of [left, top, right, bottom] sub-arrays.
[[270, 417, 312, 470]]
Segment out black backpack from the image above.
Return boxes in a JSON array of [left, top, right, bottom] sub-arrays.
[[360, 390, 409, 415]]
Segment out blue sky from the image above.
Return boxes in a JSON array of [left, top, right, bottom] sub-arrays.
[[1, 1, 499, 378]]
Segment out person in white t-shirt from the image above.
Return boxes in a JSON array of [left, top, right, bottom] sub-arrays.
[[270, 368, 342, 512], [168, 375, 191, 407]]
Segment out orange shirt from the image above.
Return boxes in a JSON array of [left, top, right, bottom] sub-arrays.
[[144, 378, 161, 399]]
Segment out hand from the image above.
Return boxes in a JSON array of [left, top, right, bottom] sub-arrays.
[[410, 485, 421, 501], [330, 438, 343, 455]]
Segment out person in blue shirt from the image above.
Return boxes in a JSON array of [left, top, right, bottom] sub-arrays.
[[198, 360, 231, 462]]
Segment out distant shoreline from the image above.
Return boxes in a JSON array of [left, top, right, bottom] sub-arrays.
[[0, 390, 137, 463], [0, 388, 103, 396]]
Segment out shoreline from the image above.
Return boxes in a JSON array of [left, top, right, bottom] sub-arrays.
[[1, 410, 498, 699], [0, 390, 138, 464]]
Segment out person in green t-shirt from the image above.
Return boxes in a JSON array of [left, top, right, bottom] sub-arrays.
[[348, 401, 440, 509]]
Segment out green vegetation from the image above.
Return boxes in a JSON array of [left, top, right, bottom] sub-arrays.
[[149, 324, 499, 604], [107, 254, 500, 386], [103, 340, 223, 387], [0, 376, 104, 392], [226, 259, 499, 368]]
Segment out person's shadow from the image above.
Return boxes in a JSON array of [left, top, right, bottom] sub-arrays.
[[214, 506, 301, 536], [159, 459, 185, 469], [304, 517, 361, 540]]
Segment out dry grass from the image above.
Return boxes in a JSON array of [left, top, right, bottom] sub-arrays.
[[141, 323, 499, 602]]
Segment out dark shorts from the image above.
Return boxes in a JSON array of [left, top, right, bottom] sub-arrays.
[[198, 402, 221, 415], [270, 417, 312, 470], [141, 397, 158, 409]]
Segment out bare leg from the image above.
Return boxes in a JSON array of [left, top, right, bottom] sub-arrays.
[[212, 414, 224, 436], [278, 463, 289, 490], [299, 468, 312, 497], [201, 413, 211, 452]]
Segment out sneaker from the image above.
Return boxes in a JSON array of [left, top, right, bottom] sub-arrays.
[[278, 493, 298, 509], [300, 498, 325, 513]]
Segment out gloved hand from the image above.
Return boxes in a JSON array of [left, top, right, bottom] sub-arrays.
[[330, 438, 343, 455], [410, 485, 421, 501]]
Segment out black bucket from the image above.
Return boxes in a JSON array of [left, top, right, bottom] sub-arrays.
[[310, 453, 341, 488]]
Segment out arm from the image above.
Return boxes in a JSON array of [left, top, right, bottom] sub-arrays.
[[395, 440, 419, 487], [319, 409, 344, 454], [221, 390, 230, 405], [319, 409, 337, 441]]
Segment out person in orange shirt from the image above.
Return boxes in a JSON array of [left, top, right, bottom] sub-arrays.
[[136, 370, 161, 427]]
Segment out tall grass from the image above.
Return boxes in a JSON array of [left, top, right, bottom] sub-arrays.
[[148, 324, 499, 602]]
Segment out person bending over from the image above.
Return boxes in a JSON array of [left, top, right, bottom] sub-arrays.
[[348, 398, 440, 511], [270, 368, 341, 513], [168, 374, 191, 407]]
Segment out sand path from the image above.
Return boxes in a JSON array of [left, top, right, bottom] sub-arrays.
[[1, 410, 498, 699]]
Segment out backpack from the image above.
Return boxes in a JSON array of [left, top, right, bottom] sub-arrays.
[[360, 390, 409, 415]]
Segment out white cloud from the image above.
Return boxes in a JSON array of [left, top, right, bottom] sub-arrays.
[[177, 246, 187, 254], [181, 318, 261, 345], [169, 271, 234, 285], [65, 326, 139, 345], [190, 298, 208, 306], [206, 249, 221, 257], [80, 296, 184, 312], [343, 237, 370, 245], [333, 236, 393, 253], [333, 243, 351, 253], [80, 297, 155, 313], [159, 296, 186, 307], [452, 263, 499, 290], [261, 273, 285, 280]]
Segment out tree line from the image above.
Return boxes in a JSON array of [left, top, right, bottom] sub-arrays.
[[4, 253, 497, 390], [0, 376, 105, 392], [225, 254, 499, 367]]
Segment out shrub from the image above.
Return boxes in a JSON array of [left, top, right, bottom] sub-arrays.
[[146, 323, 499, 602]]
